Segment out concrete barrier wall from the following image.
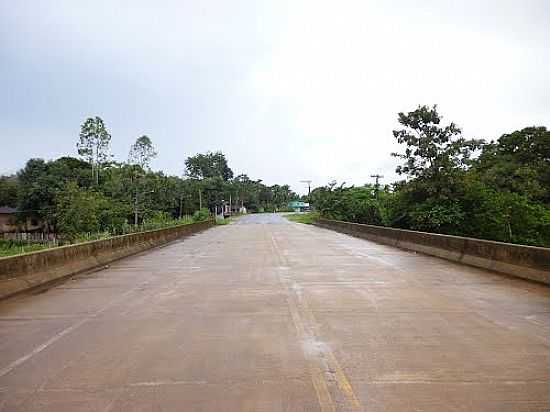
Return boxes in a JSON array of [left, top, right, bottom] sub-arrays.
[[0, 220, 214, 300], [315, 218, 550, 285]]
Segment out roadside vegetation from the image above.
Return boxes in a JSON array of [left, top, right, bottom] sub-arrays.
[[2, 107, 548, 251], [215, 217, 232, 225], [285, 212, 319, 224], [313, 105, 550, 247], [0, 240, 50, 257], [0, 117, 304, 256], [0, 214, 204, 258]]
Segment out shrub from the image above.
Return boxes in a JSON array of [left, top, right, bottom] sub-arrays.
[[192, 208, 210, 222]]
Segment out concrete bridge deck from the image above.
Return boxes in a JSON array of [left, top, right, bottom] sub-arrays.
[[1, 213, 549, 411]]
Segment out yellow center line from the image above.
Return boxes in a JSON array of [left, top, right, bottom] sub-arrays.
[[268, 228, 362, 411]]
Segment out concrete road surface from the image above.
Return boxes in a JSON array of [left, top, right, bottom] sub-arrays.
[[1, 213, 550, 411]]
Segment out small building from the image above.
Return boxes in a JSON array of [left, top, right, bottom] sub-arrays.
[[233, 204, 247, 214], [288, 201, 310, 212], [221, 202, 246, 217], [0, 207, 18, 233], [0, 207, 42, 234]]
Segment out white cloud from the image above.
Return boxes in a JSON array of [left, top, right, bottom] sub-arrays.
[[1, 0, 549, 193]]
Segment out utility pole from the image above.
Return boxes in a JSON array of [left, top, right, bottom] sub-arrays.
[[198, 188, 202, 210], [300, 180, 312, 210], [370, 174, 384, 196]]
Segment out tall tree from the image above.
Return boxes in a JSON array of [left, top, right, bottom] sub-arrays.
[[474, 126, 550, 204], [0, 175, 18, 207], [185, 151, 233, 181], [55, 181, 102, 239], [233, 174, 263, 211], [390, 105, 484, 232], [16, 157, 96, 230], [17, 158, 54, 226], [392, 105, 484, 181], [77, 116, 112, 185], [391, 105, 484, 201], [128, 135, 157, 169], [55, 181, 126, 239]]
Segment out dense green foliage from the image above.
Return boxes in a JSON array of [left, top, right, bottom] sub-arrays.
[[0, 239, 50, 257], [0, 116, 299, 241], [0, 175, 18, 207], [192, 208, 211, 222], [56, 181, 110, 239], [4, 109, 548, 248], [185, 151, 233, 181], [313, 106, 550, 247]]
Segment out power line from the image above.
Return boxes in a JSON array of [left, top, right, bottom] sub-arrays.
[[299, 180, 312, 196], [370, 174, 384, 187], [370, 174, 384, 197], [300, 180, 312, 209]]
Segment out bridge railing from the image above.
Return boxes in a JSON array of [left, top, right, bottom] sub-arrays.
[[315, 218, 550, 285], [0, 219, 214, 300]]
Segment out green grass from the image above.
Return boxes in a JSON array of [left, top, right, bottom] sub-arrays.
[[0, 216, 204, 258], [284, 212, 319, 224], [216, 214, 242, 225], [0, 241, 51, 257]]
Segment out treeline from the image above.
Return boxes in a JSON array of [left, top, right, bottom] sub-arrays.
[[312, 105, 550, 247], [0, 116, 299, 238]]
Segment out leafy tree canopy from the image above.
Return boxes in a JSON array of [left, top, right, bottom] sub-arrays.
[[55, 181, 127, 240], [77, 116, 112, 184], [129, 135, 157, 169], [0, 175, 18, 207], [392, 105, 484, 181], [475, 126, 550, 203], [185, 151, 233, 181]]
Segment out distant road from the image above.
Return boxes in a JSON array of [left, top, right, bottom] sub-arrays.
[[1, 213, 549, 411], [232, 212, 292, 224]]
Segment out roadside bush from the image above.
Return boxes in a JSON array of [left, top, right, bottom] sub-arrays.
[[460, 182, 550, 246], [192, 208, 210, 222], [408, 200, 465, 234]]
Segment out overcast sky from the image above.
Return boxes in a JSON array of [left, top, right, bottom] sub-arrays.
[[1, 1, 549, 194]]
